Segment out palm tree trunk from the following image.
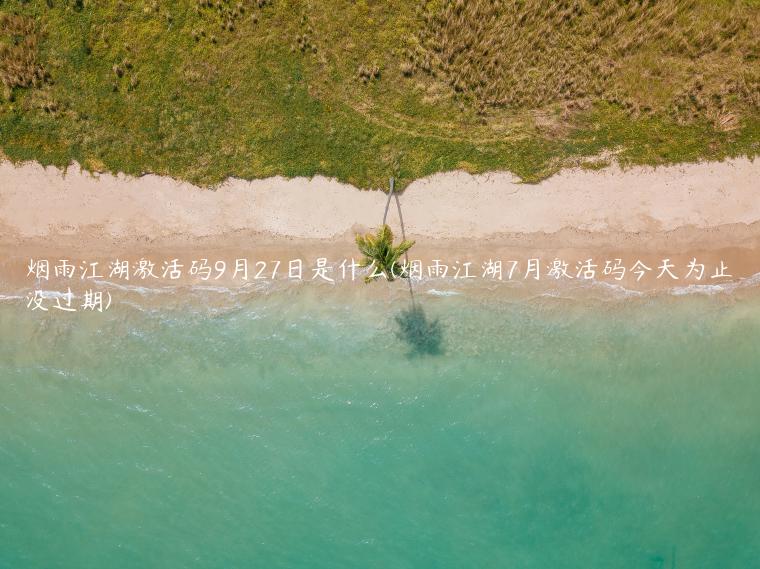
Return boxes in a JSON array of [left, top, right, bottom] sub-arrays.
[[383, 177, 415, 306], [382, 177, 394, 226], [396, 193, 415, 306]]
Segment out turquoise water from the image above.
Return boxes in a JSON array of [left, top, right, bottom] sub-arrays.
[[2, 287, 760, 568]]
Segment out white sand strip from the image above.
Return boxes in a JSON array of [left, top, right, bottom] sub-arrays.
[[0, 158, 757, 242]]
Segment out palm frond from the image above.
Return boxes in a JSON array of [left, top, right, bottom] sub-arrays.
[[354, 225, 416, 284]]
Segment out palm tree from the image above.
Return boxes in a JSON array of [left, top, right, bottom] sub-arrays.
[[355, 224, 415, 284], [357, 178, 441, 354]]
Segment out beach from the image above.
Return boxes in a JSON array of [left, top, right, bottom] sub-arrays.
[[3, 158, 760, 568], [1, 157, 759, 298], [4, 0, 760, 565]]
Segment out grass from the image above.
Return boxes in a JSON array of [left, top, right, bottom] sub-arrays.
[[412, 0, 759, 117], [0, 0, 757, 189]]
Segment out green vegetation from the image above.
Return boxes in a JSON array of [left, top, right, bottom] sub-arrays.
[[355, 224, 415, 283], [0, 0, 758, 189]]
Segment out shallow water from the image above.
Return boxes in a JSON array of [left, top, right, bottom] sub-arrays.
[[2, 287, 760, 568]]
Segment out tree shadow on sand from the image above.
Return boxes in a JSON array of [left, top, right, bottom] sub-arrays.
[[394, 304, 444, 356]]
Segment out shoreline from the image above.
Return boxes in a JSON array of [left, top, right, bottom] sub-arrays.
[[1, 157, 759, 298]]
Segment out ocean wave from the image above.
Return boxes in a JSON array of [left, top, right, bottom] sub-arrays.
[[667, 272, 760, 296], [91, 277, 278, 296], [92, 279, 178, 295], [586, 280, 645, 298], [669, 283, 727, 296], [37, 289, 75, 299], [3, 270, 759, 312], [0, 294, 24, 301], [426, 289, 462, 297]]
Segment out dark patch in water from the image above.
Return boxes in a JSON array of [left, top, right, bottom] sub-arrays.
[[394, 304, 443, 356]]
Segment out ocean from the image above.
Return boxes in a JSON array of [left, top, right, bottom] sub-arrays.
[[2, 283, 760, 568]]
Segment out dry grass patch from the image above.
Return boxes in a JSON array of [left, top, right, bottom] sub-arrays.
[[408, 0, 759, 122], [0, 13, 49, 101]]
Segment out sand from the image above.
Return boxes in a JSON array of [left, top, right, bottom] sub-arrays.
[[1, 158, 759, 240], [1, 157, 759, 295]]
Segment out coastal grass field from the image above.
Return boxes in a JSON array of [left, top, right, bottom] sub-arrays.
[[0, 0, 758, 188]]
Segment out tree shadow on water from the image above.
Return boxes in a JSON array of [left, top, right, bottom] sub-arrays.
[[394, 304, 444, 356]]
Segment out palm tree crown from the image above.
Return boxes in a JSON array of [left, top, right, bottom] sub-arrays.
[[355, 224, 415, 283]]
